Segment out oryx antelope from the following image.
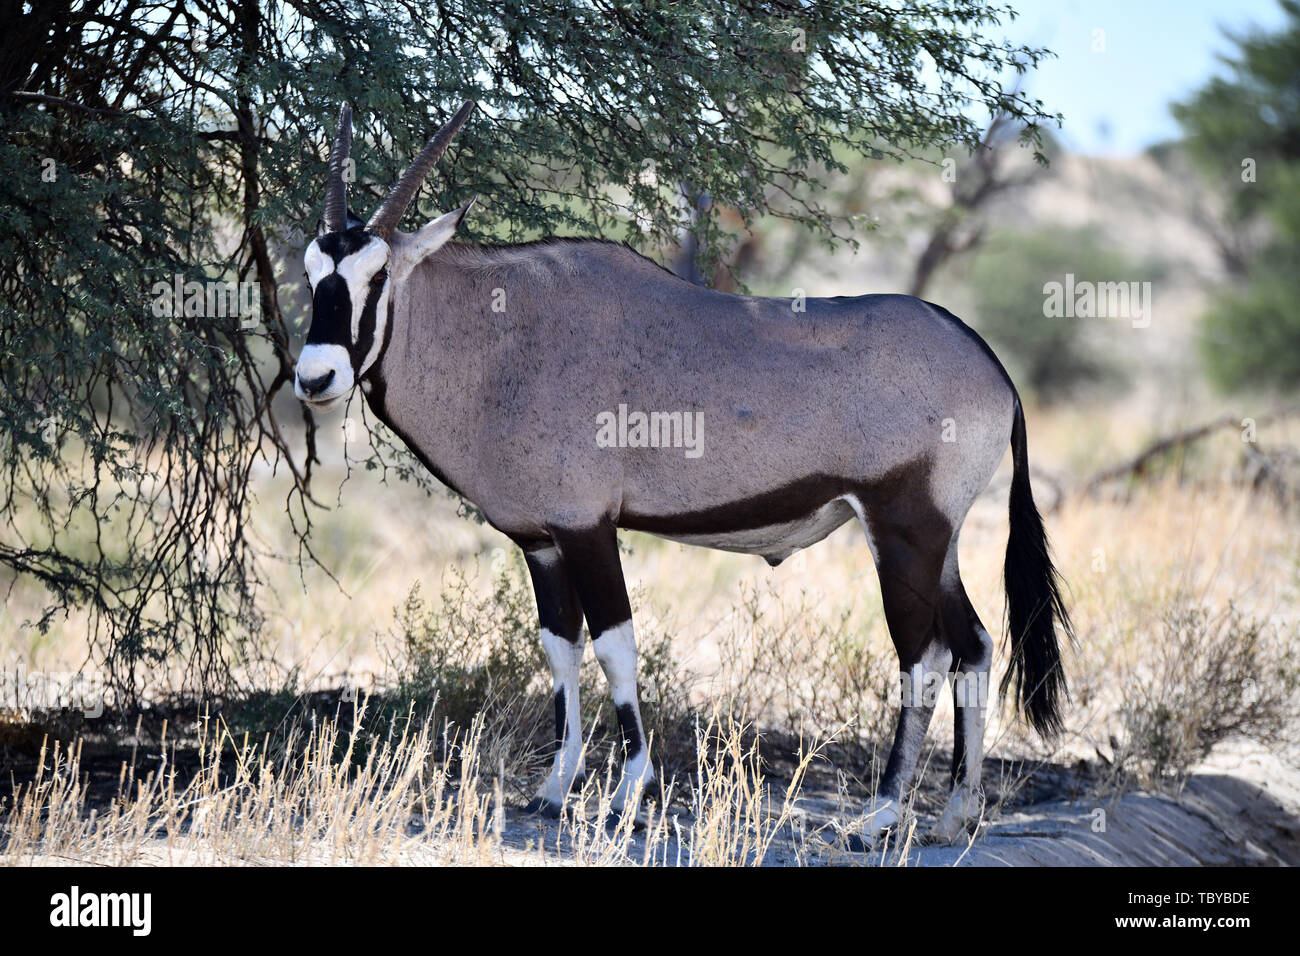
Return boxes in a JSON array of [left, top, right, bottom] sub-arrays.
[[294, 102, 1072, 844]]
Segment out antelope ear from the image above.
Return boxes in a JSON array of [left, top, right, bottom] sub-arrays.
[[392, 198, 476, 280]]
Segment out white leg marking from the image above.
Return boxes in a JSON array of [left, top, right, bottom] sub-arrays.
[[933, 787, 985, 844], [861, 796, 900, 836], [534, 627, 585, 806], [529, 546, 561, 567], [960, 625, 992, 785], [592, 620, 654, 813]]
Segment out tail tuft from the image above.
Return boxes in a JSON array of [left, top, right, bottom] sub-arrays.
[[1001, 399, 1073, 738]]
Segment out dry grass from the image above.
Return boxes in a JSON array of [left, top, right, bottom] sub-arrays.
[[2, 697, 846, 866], [5, 701, 494, 866]]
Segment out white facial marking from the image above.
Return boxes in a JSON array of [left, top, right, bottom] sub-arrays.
[[294, 343, 351, 409], [358, 281, 390, 376], [335, 239, 389, 344], [304, 241, 331, 286], [295, 236, 392, 407]]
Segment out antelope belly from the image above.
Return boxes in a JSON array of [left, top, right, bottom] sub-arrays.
[[652, 498, 855, 564]]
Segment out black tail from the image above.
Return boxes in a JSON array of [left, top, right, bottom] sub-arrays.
[[1001, 399, 1073, 738]]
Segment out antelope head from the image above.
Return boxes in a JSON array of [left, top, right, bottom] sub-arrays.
[[294, 101, 476, 410]]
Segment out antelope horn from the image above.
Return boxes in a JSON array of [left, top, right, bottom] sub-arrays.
[[367, 100, 475, 241], [322, 103, 353, 233]]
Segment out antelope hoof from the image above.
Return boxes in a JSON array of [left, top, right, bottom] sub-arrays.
[[863, 797, 900, 834], [604, 806, 648, 834], [522, 797, 564, 819], [523, 770, 587, 819], [841, 831, 874, 854], [838, 798, 900, 853], [931, 788, 983, 844]]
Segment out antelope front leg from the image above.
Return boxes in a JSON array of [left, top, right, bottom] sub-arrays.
[[592, 619, 653, 818], [553, 521, 655, 826], [521, 543, 587, 817]]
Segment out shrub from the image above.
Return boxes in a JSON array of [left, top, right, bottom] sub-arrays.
[[1117, 602, 1300, 782]]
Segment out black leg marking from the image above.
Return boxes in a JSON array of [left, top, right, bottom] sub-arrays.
[[554, 688, 567, 750], [549, 518, 633, 638], [615, 702, 643, 760], [523, 541, 584, 643], [951, 706, 968, 787], [867, 519, 951, 822]]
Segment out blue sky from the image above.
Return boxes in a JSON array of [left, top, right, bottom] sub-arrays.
[[996, 0, 1289, 155]]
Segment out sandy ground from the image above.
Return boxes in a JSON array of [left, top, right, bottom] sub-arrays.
[[481, 741, 1300, 867], [907, 751, 1300, 866]]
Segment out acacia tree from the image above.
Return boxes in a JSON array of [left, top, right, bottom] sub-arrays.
[[907, 107, 1052, 298], [0, 0, 1055, 702]]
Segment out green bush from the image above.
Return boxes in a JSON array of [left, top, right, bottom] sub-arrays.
[[1173, 2, 1300, 393], [1196, 166, 1300, 392], [1201, 264, 1300, 392]]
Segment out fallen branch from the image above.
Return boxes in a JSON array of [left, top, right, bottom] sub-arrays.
[[1074, 404, 1300, 503]]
